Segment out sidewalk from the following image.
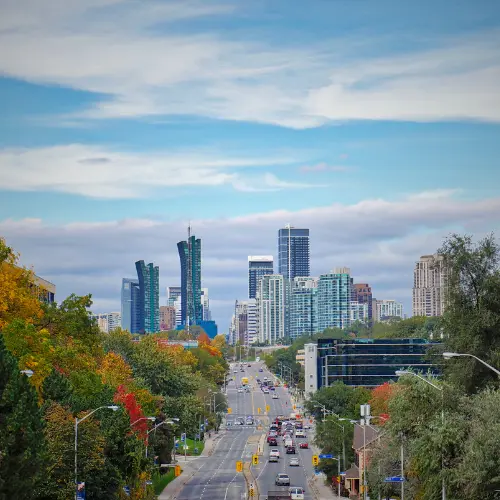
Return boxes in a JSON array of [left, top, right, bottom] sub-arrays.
[[159, 431, 226, 499]]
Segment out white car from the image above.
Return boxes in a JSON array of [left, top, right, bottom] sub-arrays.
[[237, 387, 243, 393], [270, 449, 280, 459], [295, 429, 306, 438], [272, 393, 279, 399], [289, 457, 300, 467], [289, 487, 305, 500]]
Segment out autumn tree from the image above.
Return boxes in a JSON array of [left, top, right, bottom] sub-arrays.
[[369, 382, 400, 420], [99, 352, 133, 389]]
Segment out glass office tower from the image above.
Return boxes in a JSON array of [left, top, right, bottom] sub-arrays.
[[278, 226, 310, 280], [135, 260, 160, 334], [177, 234, 202, 326]]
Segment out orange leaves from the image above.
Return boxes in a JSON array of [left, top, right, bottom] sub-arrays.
[[99, 352, 133, 388], [114, 385, 148, 442], [369, 382, 401, 421], [201, 343, 222, 357], [197, 331, 211, 345]]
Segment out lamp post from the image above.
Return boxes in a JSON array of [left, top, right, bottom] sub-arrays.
[[442, 352, 500, 377], [396, 370, 446, 500], [75, 406, 119, 500], [146, 419, 179, 459], [330, 456, 341, 498]]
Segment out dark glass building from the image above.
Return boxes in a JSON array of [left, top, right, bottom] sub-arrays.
[[121, 278, 141, 334], [135, 260, 160, 334], [278, 226, 310, 280], [177, 234, 202, 326], [248, 256, 274, 299], [315, 338, 441, 388]]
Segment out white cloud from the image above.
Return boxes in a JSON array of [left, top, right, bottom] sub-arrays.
[[1, 190, 499, 330], [0, 144, 305, 198], [299, 163, 349, 173], [0, 1, 499, 128]]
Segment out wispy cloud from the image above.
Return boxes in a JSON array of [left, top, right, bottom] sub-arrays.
[[0, 144, 301, 198], [231, 173, 324, 192], [299, 163, 349, 173], [0, 1, 499, 128]]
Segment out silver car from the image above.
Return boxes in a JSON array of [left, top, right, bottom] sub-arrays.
[[289, 457, 300, 466]]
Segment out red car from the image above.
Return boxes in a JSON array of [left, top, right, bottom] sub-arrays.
[[299, 442, 309, 449]]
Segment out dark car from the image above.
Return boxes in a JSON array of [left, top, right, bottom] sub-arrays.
[[259, 368, 264, 372], [286, 445, 296, 454], [268, 437, 278, 446]]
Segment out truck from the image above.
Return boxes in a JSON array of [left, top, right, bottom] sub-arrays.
[[241, 377, 249, 386]]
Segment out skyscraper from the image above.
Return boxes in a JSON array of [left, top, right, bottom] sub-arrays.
[[121, 278, 141, 333], [412, 254, 447, 317], [316, 267, 352, 331], [248, 256, 274, 299], [167, 286, 181, 306], [177, 230, 202, 326], [135, 260, 160, 333], [201, 288, 211, 321], [352, 283, 373, 322], [257, 274, 286, 344], [278, 225, 310, 280], [290, 277, 318, 340]]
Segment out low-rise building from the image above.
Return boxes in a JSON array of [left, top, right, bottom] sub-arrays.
[[295, 348, 305, 366]]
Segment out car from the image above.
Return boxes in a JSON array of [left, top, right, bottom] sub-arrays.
[[247, 363, 251, 367], [256, 378, 260, 383], [286, 445, 296, 454], [272, 393, 279, 399], [299, 442, 309, 449], [270, 449, 280, 459], [259, 368, 263, 372], [295, 429, 306, 438], [237, 387, 243, 393], [275, 473, 290, 486], [269, 454, 279, 463], [289, 487, 305, 500], [233, 369, 237, 373], [268, 437, 277, 446], [226, 421, 232, 426], [289, 457, 300, 467], [270, 386, 275, 391], [303, 424, 311, 430]]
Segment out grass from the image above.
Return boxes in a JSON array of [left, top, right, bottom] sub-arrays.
[[177, 437, 204, 456], [152, 468, 176, 495]]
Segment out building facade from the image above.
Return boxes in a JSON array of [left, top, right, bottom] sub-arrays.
[[135, 260, 160, 334], [316, 267, 352, 331], [234, 300, 249, 345], [201, 288, 211, 321], [247, 299, 258, 345], [257, 274, 286, 344], [305, 338, 441, 391], [412, 254, 447, 317], [278, 226, 310, 280], [248, 256, 274, 299], [92, 312, 121, 333], [350, 301, 369, 323], [373, 299, 404, 322], [167, 286, 181, 306], [352, 283, 373, 322], [289, 276, 318, 339], [159, 305, 176, 331], [177, 233, 202, 325], [121, 278, 141, 333]]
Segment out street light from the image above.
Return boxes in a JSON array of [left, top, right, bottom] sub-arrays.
[[146, 419, 178, 458], [75, 405, 120, 499], [20, 369, 34, 377], [131, 416, 156, 426], [442, 352, 500, 376], [396, 370, 445, 500], [329, 456, 342, 498]]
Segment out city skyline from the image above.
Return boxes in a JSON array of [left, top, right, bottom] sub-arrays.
[[1, 1, 499, 332]]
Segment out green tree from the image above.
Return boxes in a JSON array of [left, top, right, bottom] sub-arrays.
[[314, 415, 354, 471], [0, 334, 45, 500], [439, 233, 500, 393]]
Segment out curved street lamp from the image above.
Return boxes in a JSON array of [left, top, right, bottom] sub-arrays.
[[442, 352, 500, 377]]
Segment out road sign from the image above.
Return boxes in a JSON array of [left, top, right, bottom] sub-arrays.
[[265, 405, 270, 412], [312, 455, 319, 466], [384, 476, 405, 483], [252, 454, 259, 465], [249, 488, 254, 497], [180, 433, 186, 442], [236, 461, 243, 472], [319, 454, 333, 459], [227, 407, 232, 414], [76, 482, 86, 500]]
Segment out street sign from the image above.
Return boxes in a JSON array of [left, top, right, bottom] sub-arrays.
[[123, 486, 131, 496], [205, 418, 209, 425], [384, 476, 405, 483], [180, 433, 186, 442], [319, 454, 333, 459], [200, 424, 205, 431], [76, 482, 86, 500]]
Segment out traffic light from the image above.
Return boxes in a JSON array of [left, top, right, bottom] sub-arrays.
[[227, 408, 232, 414], [257, 407, 261, 414], [265, 405, 270, 413], [293, 404, 296, 410], [236, 461, 243, 472], [312, 455, 319, 466], [174, 465, 181, 477], [252, 455, 259, 465]]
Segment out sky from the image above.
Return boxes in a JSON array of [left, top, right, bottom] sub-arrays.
[[1, 0, 500, 331]]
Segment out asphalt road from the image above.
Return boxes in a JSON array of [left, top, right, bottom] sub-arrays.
[[176, 361, 317, 500]]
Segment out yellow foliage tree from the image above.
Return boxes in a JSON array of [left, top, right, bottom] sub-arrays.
[[0, 238, 43, 330], [211, 334, 226, 351], [98, 352, 133, 388]]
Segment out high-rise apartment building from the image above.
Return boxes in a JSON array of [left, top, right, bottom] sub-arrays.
[[159, 305, 176, 331], [290, 277, 318, 339], [167, 286, 181, 306], [248, 256, 274, 299], [352, 283, 373, 322], [316, 267, 352, 331], [247, 299, 258, 345], [135, 260, 160, 334], [278, 226, 310, 280], [373, 299, 404, 322], [177, 231, 202, 326], [412, 254, 447, 317], [350, 302, 368, 323], [257, 274, 286, 344], [234, 300, 249, 345], [201, 288, 211, 321], [121, 278, 141, 333]]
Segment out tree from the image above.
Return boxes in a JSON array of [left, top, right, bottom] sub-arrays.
[[99, 352, 133, 389], [439, 233, 500, 393], [0, 334, 45, 499], [211, 334, 226, 352], [0, 238, 43, 330], [369, 382, 400, 420]]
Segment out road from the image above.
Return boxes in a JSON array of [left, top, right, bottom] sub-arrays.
[[175, 361, 316, 499]]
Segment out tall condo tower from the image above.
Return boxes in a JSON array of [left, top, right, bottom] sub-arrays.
[[278, 225, 310, 280], [248, 256, 274, 299]]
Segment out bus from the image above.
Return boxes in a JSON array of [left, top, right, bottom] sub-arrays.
[[241, 377, 249, 386]]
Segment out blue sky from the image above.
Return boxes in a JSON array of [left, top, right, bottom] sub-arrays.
[[1, 0, 500, 329]]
